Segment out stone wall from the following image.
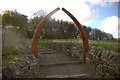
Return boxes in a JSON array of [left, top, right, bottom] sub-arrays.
[[45, 42, 120, 78], [45, 42, 84, 61], [2, 54, 40, 78], [87, 46, 120, 78]]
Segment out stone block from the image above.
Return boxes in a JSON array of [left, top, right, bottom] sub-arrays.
[[114, 73, 120, 78], [105, 73, 114, 78], [96, 65, 103, 72], [7, 63, 18, 73], [2, 69, 11, 78], [101, 50, 110, 58], [96, 48, 103, 57], [107, 67, 116, 77]]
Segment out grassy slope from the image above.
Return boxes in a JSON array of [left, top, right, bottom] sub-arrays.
[[39, 39, 119, 53], [2, 37, 30, 67]]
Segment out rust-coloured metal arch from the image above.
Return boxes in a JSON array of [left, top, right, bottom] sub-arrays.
[[31, 7, 89, 64], [62, 8, 89, 64], [31, 7, 60, 58]]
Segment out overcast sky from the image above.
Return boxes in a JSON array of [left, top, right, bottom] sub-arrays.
[[0, 0, 119, 38]]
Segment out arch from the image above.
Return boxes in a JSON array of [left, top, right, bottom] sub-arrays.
[[62, 8, 89, 64], [31, 7, 89, 64], [31, 7, 60, 58]]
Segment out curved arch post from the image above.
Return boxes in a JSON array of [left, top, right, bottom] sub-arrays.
[[31, 7, 89, 64], [31, 7, 60, 58], [62, 8, 89, 64]]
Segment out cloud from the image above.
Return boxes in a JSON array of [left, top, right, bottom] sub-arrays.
[[85, 0, 119, 7], [51, 0, 99, 24], [101, 16, 119, 33], [0, 0, 98, 24]]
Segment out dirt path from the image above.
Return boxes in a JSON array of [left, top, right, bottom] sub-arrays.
[[38, 47, 96, 78]]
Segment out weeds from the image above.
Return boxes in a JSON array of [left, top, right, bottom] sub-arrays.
[[2, 29, 30, 67]]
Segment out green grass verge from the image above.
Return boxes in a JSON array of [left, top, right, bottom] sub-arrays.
[[89, 40, 119, 53], [38, 39, 119, 53]]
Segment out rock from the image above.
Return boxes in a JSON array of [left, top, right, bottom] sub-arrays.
[[66, 49, 70, 52], [96, 48, 103, 57], [96, 65, 103, 72], [72, 47, 77, 49], [107, 68, 115, 77], [105, 73, 114, 78], [117, 53, 120, 66], [102, 64, 108, 72], [101, 50, 110, 58], [27, 55, 35, 60], [114, 73, 120, 78], [7, 63, 18, 73], [2, 69, 11, 78], [2, 54, 39, 78], [16, 59, 27, 67], [94, 57, 101, 65], [15, 69, 21, 75]]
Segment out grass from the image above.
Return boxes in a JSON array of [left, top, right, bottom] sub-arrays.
[[2, 48, 25, 67], [2, 29, 30, 67], [2, 43, 30, 67], [38, 39, 53, 46], [89, 40, 119, 53], [2, 53, 23, 68], [38, 39, 119, 53]]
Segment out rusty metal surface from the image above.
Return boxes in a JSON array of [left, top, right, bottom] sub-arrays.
[[62, 8, 89, 64], [31, 7, 89, 64], [31, 7, 60, 58]]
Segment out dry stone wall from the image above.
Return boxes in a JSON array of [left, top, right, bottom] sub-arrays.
[[45, 42, 84, 61], [45, 42, 120, 78], [2, 54, 40, 78], [87, 46, 120, 78]]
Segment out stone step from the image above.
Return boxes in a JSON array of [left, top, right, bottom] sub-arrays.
[[40, 53, 81, 65], [39, 47, 96, 78], [44, 74, 92, 78], [40, 61, 82, 67], [38, 49, 57, 54], [39, 64, 96, 77]]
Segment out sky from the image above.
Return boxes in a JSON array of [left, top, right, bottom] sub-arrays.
[[0, 0, 119, 38]]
